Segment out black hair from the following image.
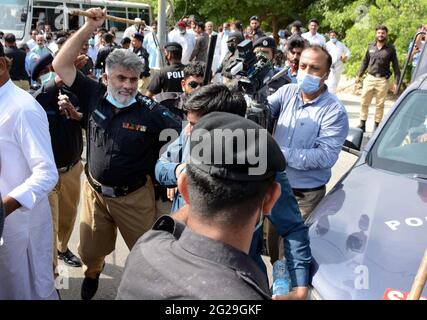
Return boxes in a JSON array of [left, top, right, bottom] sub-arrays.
[[165, 43, 182, 60], [121, 37, 131, 45], [304, 44, 333, 70], [308, 18, 320, 26], [329, 30, 338, 35], [186, 165, 274, 228], [183, 61, 205, 80], [197, 21, 205, 31], [375, 24, 388, 33], [183, 84, 247, 117], [291, 20, 302, 30], [287, 35, 306, 52], [103, 33, 114, 44]]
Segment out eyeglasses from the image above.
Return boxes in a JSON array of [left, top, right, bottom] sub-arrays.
[[188, 81, 203, 89]]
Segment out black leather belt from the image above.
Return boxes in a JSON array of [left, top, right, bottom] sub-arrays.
[[86, 171, 147, 198], [57, 160, 80, 173], [292, 185, 326, 193], [369, 73, 387, 78]]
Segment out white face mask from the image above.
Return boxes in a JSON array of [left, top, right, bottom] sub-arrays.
[[106, 86, 137, 109]]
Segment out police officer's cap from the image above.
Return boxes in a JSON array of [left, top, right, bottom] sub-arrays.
[[189, 112, 286, 181], [250, 16, 260, 22], [133, 32, 144, 42], [164, 42, 183, 53], [253, 36, 277, 50], [31, 53, 54, 81], [227, 32, 244, 44]]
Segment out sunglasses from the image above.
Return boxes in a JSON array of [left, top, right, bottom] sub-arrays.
[[188, 81, 203, 89]]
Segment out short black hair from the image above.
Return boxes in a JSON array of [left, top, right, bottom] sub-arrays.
[[103, 33, 114, 43], [329, 30, 338, 35], [196, 21, 205, 31], [308, 18, 320, 26], [286, 35, 306, 52], [183, 61, 205, 80], [304, 44, 332, 70], [121, 37, 131, 45], [291, 20, 302, 30], [4, 33, 16, 43], [186, 165, 274, 227], [375, 24, 388, 33], [183, 84, 247, 117], [165, 42, 182, 60]]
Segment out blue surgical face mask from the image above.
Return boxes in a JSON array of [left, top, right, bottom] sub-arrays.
[[331, 38, 338, 44], [297, 70, 325, 94], [40, 72, 56, 85], [106, 94, 136, 109], [224, 29, 230, 36]]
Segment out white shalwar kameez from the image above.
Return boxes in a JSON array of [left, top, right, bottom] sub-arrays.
[[0, 80, 58, 299]]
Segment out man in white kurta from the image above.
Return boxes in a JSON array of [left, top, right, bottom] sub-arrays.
[[325, 31, 350, 94], [168, 22, 196, 65], [0, 49, 58, 299]]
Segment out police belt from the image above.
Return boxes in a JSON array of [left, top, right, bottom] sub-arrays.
[[57, 160, 80, 174], [86, 170, 146, 198], [292, 185, 326, 193], [369, 72, 388, 79]]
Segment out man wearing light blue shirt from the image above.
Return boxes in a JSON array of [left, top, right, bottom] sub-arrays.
[[268, 45, 349, 220]]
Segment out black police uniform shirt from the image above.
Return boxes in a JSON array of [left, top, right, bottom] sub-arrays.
[[133, 46, 150, 78], [33, 78, 83, 169], [4, 45, 28, 81], [116, 215, 271, 300], [147, 63, 186, 95], [69, 71, 182, 187], [154, 91, 188, 120]]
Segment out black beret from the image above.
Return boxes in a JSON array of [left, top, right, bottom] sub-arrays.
[[227, 32, 244, 44], [250, 16, 260, 21], [189, 112, 286, 181], [164, 42, 183, 52], [31, 53, 53, 81], [133, 32, 144, 42], [253, 36, 277, 50]]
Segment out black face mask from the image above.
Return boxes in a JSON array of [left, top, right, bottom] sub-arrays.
[[227, 44, 236, 53]]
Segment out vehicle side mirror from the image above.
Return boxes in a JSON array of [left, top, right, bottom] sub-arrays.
[[343, 127, 363, 152], [21, 13, 27, 23]]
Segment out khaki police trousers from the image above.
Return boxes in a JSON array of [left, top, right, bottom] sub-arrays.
[[267, 187, 326, 264], [78, 176, 155, 279], [360, 74, 389, 123], [12, 80, 30, 91], [49, 161, 83, 274]]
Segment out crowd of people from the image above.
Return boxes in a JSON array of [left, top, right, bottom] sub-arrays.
[[0, 7, 417, 300]]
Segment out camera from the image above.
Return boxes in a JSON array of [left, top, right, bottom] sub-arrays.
[[226, 40, 274, 131]]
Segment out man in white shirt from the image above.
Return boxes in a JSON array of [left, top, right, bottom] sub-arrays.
[[26, 30, 38, 51], [302, 19, 326, 47], [168, 21, 196, 65], [0, 45, 58, 299], [325, 30, 350, 94], [143, 21, 160, 70]]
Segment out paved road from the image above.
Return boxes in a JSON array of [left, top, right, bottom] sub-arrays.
[[59, 90, 395, 300]]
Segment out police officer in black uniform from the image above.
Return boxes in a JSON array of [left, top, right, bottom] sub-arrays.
[[52, 7, 182, 300], [153, 61, 205, 120], [215, 32, 244, 84], [117, 112, 285, 300], [145, 42, 185, 98], [32, 53, 84, 272]]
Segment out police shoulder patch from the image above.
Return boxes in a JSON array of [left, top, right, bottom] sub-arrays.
[[138, 95, 159, 111]]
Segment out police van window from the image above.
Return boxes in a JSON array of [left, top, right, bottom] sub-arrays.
[[106, 7, 126, 32], [369, 90, 427, 175]]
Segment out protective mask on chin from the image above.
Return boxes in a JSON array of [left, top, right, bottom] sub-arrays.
[[297, 70, 324, 94], [40, 72, 56, 85], [106, 93, 136, 109]]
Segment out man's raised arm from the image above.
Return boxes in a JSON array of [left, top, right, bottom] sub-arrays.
[[53, 8, 106, 87]]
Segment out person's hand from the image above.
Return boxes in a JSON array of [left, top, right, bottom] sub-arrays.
[[58, 94, 82, 121], [417, 133, 427, 143], [392, 83, 398, 95], [175, 163, 187, 179], [2, 196, 21, 217], [84, 7, 107, 30], [74, 54, 88, 70], [272, 287, 308, 300], [167, 188, 177, 201]]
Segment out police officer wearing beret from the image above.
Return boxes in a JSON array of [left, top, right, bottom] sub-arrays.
[[117, 112, 284, 300], [145, 42, 186, 98], [53, 7, 181, 300], [250, 16, 266, 41], [32, 53, 84, 271]]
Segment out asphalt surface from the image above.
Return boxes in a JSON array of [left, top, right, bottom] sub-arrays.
[[59, 89, 395, 300]]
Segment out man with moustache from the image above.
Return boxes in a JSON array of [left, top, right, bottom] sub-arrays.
[[53, 7, 181, 300], [356, 25, 400, 132]]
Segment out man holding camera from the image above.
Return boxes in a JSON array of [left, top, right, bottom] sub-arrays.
[[216, 32, 244, 84]]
